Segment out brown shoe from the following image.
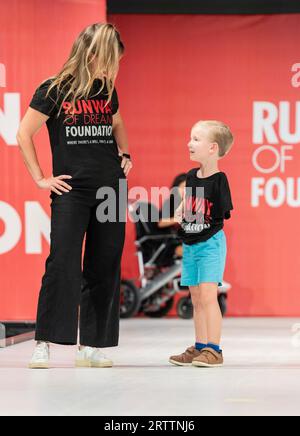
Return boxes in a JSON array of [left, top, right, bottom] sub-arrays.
[[192, 347, 224, 368], [169, 346, 202, 366]]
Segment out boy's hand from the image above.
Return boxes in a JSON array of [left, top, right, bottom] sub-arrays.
[[174, 201, 184, 224]]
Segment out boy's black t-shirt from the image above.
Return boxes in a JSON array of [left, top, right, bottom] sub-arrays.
[[29, 77, 125, 189], [179, 168, 233, 245]]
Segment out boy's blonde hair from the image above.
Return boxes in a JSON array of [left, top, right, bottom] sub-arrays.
[[194, 120, 234, 158]]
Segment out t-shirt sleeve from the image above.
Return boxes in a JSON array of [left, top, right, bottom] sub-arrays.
[[219, 173, 234, 220], [29, 79, 58, 117], [112, 87, 119, 115]]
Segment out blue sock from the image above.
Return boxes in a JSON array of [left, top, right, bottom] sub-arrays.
[[195, 342, 207, 351], [207, 343, 222, 353]]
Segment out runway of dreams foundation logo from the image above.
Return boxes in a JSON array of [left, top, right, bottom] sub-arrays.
[[62, 97, 114, 146], [251, 64, 300, 208], [181, 191, 213, 234]]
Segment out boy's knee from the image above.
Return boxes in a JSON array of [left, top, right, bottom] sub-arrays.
[[199, 284, 218, 306], [190, 287, 203, 310], [192, 299, 203, 311]]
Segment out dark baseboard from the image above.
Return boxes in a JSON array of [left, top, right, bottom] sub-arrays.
[[0, 322, 36, 348], [107, 0, 300, 15]]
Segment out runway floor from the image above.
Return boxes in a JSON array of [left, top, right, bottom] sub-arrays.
[[1, 318, 300, 416]]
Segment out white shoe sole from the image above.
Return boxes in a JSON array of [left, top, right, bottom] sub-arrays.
[[192, 361, 224, 368], [75, 360, 113, 368], [169, 359, 192, 367], [28, 363, 49, 369], [91, 361, 113, 368]]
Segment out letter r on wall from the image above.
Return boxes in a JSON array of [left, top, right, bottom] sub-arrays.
[[0, 64, 6, 88]]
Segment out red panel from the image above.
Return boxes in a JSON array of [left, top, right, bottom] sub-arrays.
[[110, 14, 300, 316], [2, 10, 300, 318]]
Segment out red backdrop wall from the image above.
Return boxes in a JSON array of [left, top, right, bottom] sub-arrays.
[[1, 10, 300, 319], [110, 14, 300, 317], [0, 0, 106, 320]]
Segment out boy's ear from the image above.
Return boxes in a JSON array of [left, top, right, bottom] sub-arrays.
[[211, 142, 219, 154]]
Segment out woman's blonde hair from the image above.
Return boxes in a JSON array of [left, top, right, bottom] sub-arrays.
[[194, 120, 234, 158], [44, 23, 124, 117]]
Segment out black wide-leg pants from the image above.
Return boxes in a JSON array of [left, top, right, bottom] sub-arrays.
[[35, 184, 126, 348]]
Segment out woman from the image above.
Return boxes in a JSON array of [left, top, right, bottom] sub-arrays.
[[17, 23, 132, 369]]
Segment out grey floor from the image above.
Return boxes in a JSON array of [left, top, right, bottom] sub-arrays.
[[1, 318, 300, 416]]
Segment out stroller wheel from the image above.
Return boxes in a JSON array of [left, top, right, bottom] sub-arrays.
[[177, 296, 193, 320], [218, 293, 228, 317], [120, 280, 141, 319], [177, 293, 228, 319], [144, 297, 174, 318]]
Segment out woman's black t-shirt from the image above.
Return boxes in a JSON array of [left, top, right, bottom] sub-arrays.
[[29, 78, 125, 189], [179, 168, 233, 245]]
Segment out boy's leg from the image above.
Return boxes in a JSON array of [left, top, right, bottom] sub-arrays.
[[169, 285, 208, 366], [192, 282, 224, 367], [198, 283, 222, 345], [190, 285, 207, 345]]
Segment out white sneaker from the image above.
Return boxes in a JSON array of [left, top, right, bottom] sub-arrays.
[[75, 346, 113, 368], [29, 342, 50, 369]]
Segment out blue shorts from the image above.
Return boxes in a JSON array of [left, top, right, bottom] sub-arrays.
[[181, 230, 227, 287]]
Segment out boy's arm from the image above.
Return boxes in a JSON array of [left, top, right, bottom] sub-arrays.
[[174, 189, 186, 224], [158, 217, 179, 228]]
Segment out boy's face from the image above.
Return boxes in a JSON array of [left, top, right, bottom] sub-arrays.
[[188, 125, 218, 163]]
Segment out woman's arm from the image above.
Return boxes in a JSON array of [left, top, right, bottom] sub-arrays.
[[112, 111, 129, 154], [17, 108, 73, 195], [113, 111, 133, 177], [17, 108, 48, 183]]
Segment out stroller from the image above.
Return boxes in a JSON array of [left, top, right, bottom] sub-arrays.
[[120, 201, 182, 318], [120, 201, 231, 319]]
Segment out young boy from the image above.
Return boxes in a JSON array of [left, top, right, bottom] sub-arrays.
[[170, 120, 234, 368]]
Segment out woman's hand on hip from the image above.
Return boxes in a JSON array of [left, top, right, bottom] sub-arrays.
[[36, 175, 73, 195], [120, 155, 133, 177]]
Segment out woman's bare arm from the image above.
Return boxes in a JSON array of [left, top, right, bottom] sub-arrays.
[[113, 110, 133, 177], [17, 108, 48, 182], [17, 108, 72, 195]]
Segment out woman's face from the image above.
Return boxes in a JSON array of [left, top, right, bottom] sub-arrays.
[[90, 52, 123, 79]]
